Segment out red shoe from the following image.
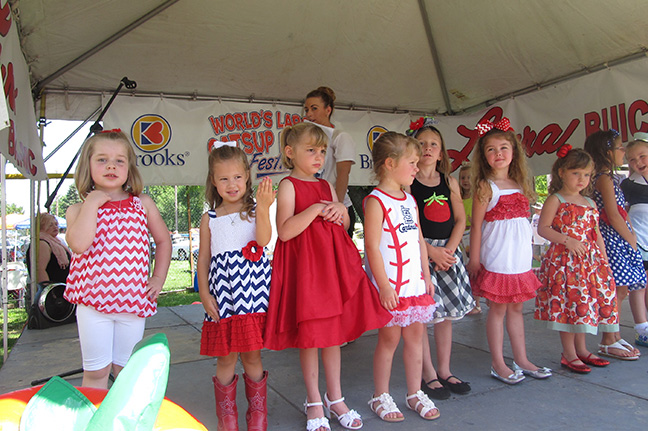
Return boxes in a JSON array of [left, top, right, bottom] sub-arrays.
[[213, 375, 240, 431], [577, 353, 610, 367], [560, 354, 591, 374], [243, 371, 268, 431]]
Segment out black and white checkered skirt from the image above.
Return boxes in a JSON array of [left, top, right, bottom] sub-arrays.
[[426, 238, 476, 323]]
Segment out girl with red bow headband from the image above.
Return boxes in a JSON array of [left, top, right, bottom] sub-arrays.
[[467, 119, 552, 384]]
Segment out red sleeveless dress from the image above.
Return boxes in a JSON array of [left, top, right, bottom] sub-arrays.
[[264, 177, 391, 349]]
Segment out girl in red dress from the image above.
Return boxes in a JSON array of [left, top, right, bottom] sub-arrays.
[[534, 147, 617, 373], [264, 122, 391, 431]]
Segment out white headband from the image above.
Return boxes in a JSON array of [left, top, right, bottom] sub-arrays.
[[211, 140, 238, 150]]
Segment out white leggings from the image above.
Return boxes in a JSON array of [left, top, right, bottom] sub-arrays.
[[76, 304, 146, 371]]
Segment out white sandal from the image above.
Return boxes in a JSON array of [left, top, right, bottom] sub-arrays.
[[618, 338, 641, 356], [368, 393, 404, 422], [405, 390, 440, 420], [598, 341, 639, 361], [304, 399, 331, 431], [324, 393, 362, 429]]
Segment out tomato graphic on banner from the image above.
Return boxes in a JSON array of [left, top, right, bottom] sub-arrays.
[[423, 192, 450, 223]]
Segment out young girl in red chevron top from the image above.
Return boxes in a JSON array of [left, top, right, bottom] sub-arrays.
[[364, 131, 440, 423], [197, 142, 274, 431], [65, 129, 171, 389], [466, 118, 552, 384]]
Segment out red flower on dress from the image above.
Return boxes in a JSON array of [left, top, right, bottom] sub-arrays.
[[242, 241, 263, 262]]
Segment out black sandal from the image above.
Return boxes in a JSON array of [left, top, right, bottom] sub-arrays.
[[420, 378, 451, 400], [438, 375, 471, 394]]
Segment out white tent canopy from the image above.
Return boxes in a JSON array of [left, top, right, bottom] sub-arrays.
[[13, 0, 648, 121]]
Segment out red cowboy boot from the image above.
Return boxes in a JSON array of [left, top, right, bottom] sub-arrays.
[[213, 375, 239, 431], [243, 371, 268, 431]]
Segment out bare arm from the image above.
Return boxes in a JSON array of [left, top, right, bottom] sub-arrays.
[[445, 176, 466, 253], [275, 179, 326, 241], [467, 184, 490, 277], [596, 175, 636, 248], [36, 241, 52, 282], [141, 194, 171, 301], [334, 160, 353, 204], [65, 191, 111, 253], [255, 177, 275, 247], [197, 213, 219, 321]]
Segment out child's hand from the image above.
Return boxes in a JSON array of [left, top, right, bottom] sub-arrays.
[[379, 286, 399, 311], [425, 278, 435, 297], [200, 295, 220, 322], [85, 190, 112, 208], [320, 200, 346, 225], [256, 177, 275, 209], [466, 258, 480, 278], [145, 275, 164, 301], [429, 246, 456, 272], [564, 237, 587, 256]]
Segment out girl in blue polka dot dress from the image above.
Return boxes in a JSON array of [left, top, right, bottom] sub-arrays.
[[585, 129, 646, 360]]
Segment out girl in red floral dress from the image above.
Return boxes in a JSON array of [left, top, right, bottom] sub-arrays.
[[534, 147, 618, 373], [197, 142, 275, 430]]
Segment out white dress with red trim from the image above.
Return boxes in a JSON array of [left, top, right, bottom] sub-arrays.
[[364, 188, 437, 327], [65, 195, 155, 318], [473, 181, 540, 303], [200, 209, 271, 356]]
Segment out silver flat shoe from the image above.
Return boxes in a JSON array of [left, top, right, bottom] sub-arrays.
[[512, 362, 552, 379], [490, 367, 525, 385]]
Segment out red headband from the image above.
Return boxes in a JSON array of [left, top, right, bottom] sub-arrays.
[[557, 144, 572, 158], [99, 128, 122, 134], [475, 118, 514, 137]]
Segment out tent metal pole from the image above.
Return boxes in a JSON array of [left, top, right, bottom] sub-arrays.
[[2, 153, 8, 362], [33, 0, 181, 96], [44, 106, 102, 162], [417, 0, 453, 115]]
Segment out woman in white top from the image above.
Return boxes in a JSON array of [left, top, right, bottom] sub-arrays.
[[304, 86, 357, 236]]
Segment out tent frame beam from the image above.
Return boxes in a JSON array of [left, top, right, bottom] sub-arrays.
[[417, 0, 453, 115], [32, 0, 181, 97]]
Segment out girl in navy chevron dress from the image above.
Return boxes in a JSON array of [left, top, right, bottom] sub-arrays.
[[65, 130, 172, 389], [197, 142, 275, 431]]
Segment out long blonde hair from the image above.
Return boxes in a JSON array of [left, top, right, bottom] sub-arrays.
[[205, 145, 255, 220], [75, 130, 143, 200], [471, 129, 535, 203]]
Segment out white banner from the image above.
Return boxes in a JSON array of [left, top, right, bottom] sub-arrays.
[[0, 1, 46, 180], [104, 57, 648, 186]]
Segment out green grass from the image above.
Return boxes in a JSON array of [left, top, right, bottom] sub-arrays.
[[157, 290, 201, 307], [0, 306, 28, 368], [162, 260, 196, 292]]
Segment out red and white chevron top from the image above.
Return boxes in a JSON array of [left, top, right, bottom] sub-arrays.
[[65, 195, 155, 317]]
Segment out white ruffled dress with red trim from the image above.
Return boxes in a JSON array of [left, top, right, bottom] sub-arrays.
[[364, 189, 438, 327], [472, 181, 540, 303]]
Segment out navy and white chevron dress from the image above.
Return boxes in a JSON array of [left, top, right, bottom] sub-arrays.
[[200, 209, 271, 356]]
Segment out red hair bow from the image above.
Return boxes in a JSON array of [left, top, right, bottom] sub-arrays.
[[99, 128, 122, 133], [409, 117, 425, 132], [557, 144, 572, 158], [475, 118, 514, 137]]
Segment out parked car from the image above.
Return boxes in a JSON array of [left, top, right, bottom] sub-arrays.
[[171, 236, 199, 261]]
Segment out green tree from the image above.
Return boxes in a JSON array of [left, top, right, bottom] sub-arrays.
[[534, 175, 548, 204], [6, 203, 23, 214], [53, 185, 81, 218], [147, 185, 206, 233]]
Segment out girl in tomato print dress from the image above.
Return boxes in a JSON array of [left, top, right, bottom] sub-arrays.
[[467, 117, 552, 384], [197, 142, 274, 430], [534, 147, 618, 373], [406, 117, 475, 399]]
